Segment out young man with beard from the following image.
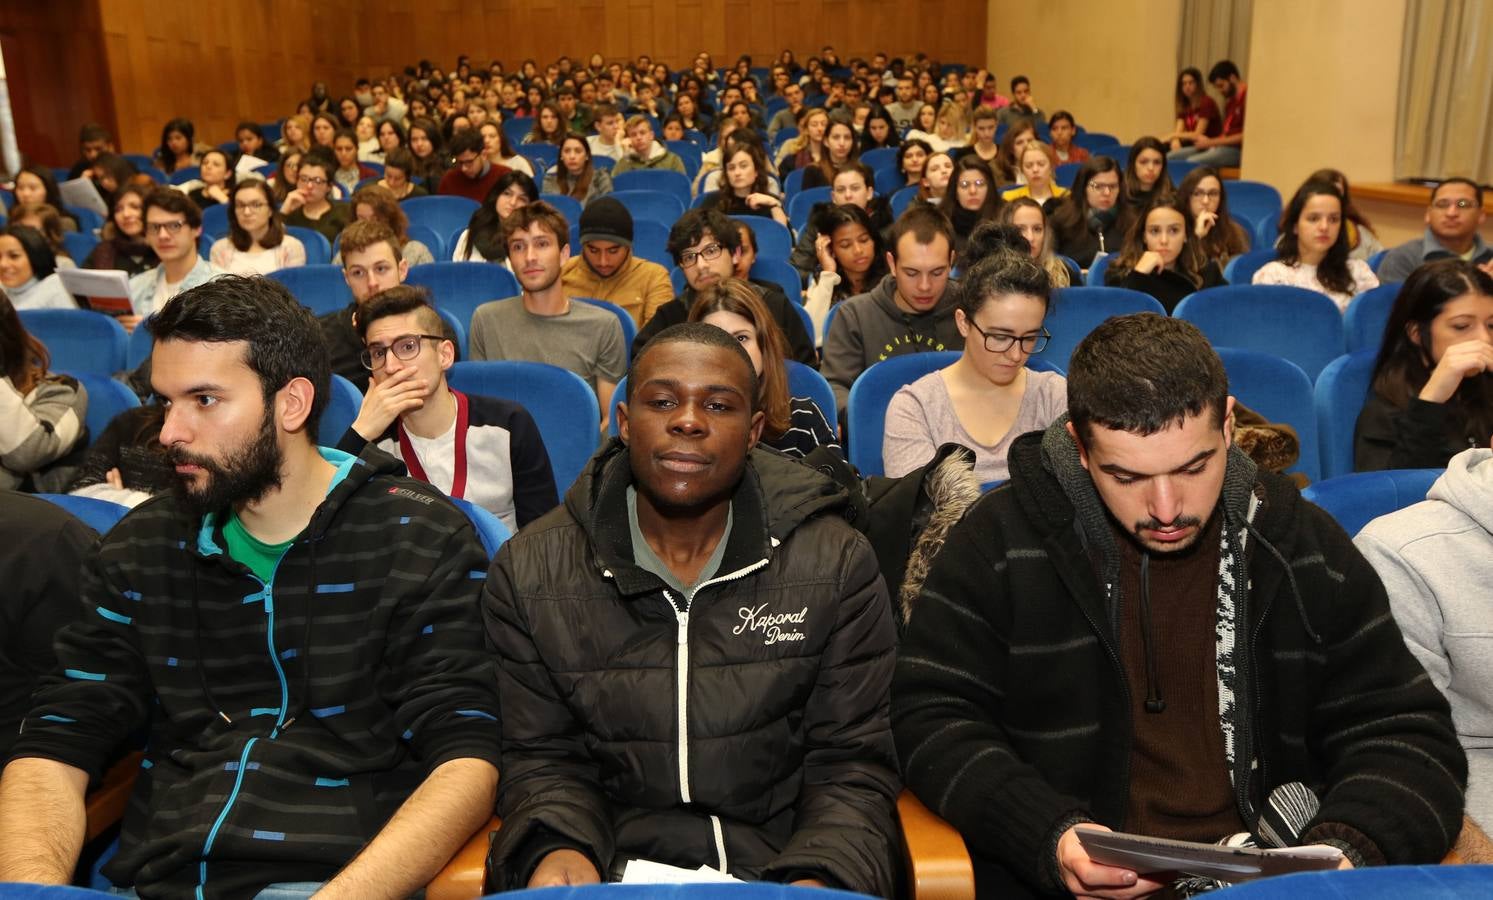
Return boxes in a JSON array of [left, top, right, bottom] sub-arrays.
[[0, 276, 501, 899], [631, 208, 817, 366], [469, 202, 627, 428], [559, 197, 674, 327], [482, 323, 899, 893], [820, 204, 963, 415], [892, 314, 1467, 899]]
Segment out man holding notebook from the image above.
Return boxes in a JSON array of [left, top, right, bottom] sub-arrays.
[[892, 314, 1467, 898]]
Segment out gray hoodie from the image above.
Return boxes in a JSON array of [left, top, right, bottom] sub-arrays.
[[820, 273, 962, 414], [1355, 447, 1493, 826]]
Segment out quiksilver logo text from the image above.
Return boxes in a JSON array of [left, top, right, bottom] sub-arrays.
[[734, 604, 808, 645]]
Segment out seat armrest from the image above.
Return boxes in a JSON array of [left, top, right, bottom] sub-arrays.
[[898, 789, 974, 899], [427, 816, 501, 900]]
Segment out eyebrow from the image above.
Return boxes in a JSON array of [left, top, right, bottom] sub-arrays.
[[1099, 448, 1217, 478], [155, 382, 229, 397], [640, 377, 747, 400]]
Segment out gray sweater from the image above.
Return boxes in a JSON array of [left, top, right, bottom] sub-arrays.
[[820, 273, 963, 414], [1355, 447, 1493, 826]]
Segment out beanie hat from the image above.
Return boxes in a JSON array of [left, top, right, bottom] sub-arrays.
[[578, 197, 634, 248]]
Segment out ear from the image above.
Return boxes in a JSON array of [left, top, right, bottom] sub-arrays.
[[884, 249, 896, 272], [1222, 395, 1237, 449], [278, 376, 318, 435], [1065, 420, 1090, 468], [437, 337, 456, 371], [1406, 320, 1422, 349], [616, 398, 630, 444], [746, 409, 766, 451], [396, 257, 410, 282], [954, 308, 970, 337]]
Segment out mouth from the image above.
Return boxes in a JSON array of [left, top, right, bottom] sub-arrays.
[[521, 267, 545, 276], [657, 451, 710, 473], [1145, 525, 1194, 543]]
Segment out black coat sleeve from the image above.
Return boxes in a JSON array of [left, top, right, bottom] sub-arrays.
[[1353, 393, 1459, 472]]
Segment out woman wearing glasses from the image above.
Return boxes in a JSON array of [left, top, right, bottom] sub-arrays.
[[209, 180, 307, 276], [1177, 166, 1249, 270], [279, 150, 352, 243], [1050, 157, 1128, 269], [883, 244, 1065, 485], [937, 156, 1004, 254]]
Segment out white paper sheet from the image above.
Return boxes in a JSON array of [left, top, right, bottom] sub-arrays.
[[619, 859, 743, 884]]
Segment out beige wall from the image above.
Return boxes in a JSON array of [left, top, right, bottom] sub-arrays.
[[1242, 0, 1407, 210], [985, 0, 1183, 144]]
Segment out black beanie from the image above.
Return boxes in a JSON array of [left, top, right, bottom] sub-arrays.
[[578, 197, 634, 247]]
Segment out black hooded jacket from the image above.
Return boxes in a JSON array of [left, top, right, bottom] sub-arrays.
[[482, 438, 900, 894]]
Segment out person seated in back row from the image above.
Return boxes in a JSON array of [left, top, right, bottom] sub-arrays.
[[559, 197, 674, 328], [338, 286, 557, 531], [632, 208, 817, 366], [612, 116, 688, 176], [482, 322, 899, 893], [1377, 178, 1493, 284]]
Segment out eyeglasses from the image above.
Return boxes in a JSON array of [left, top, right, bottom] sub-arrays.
[[235, 201, 269, 212], [678, 242, 725, 268], [1088, 181, 1120, 195], [967, 320, 1050, 355], [145, 220, 188, 236], [1433, 198, 1477, 210], [361, 334, 446, 369], [958, 179, 988, 191], [1191, 189, 1222, 200], [453, 154, 481, 166], [297, 175, 328, 186]]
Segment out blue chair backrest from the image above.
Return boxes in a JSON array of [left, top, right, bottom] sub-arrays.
[[286, 227, 332, 266], [890, 184, 920, 219], [503, 118, 533, 148], [435, 306, 468, 360], [120, 153, 155, 171], [35, 493, 130, 534], [1046, 286, 1166, 369], [847, 351, 962, 476], [607, 374, 628, 435], [405, 261, 522, 335], [60, 370, 141, 446], [1054, 162, 1082, 189], [1343, 282, 1399, 353], [1073, 132, 1119, 151], [1253, 214, 1279, 252], [267, 264, 353, 316], [861, 147, 898, 170], [666, 141, 704, 178], [62, 231, 100, 262], [772, 127, 799, 151], [733, 217, 793, 260], [320, 374, 363, 445], [786, 360, 836, 426], [1174, 284, 1346, 380], [1222, 248, 1277, 285], [873, 165, 904, 196], [1313, 349, 1378, 480], [787, 187, 832, 233], [168, 166, 201, 186], [406, 222, 447, 260], [783, 167, 807, 196], [1085, 253, 1114, 287], [609, 189, 686, 228], [1209, 864, 1493, 899], [1215, 347, 1321, 482], [669, 266, 688, 296], [691, 190, 719, 210], [447, 360, 600, 493], [259, 120, 283, 143], [1230, 211, 1257, 251], [576, 297, 637, 350], [1222, 180, 1283, 233], [539, 193, 584, 226], [522, 144, 559, 172], [64, 206, 105, 235], [1367, 249, 1389, 274], [750, 258, 804, 304], [20, 309, 127, 373], [200, 203, 230, 239], [449, 495, 512, 556], [402, 195, 481, 254], [1168, 160, 1199, 182], [592, 156, 615, 172], [127, 319, 155, 368], [1303, 469, 1442, 537]]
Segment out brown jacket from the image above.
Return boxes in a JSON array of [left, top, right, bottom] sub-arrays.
[[560, 253, 673, 327]]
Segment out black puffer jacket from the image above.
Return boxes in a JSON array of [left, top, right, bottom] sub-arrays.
[[482, 438, 900, 894]]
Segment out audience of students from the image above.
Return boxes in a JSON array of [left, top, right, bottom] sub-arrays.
[[209, 179, 307, 276], [559, 197, 673, 327], [1254, 179, 1379, 311], [1379, 178, 1491, 283], [1177, 165, 1250, 269], [0, 226, 74, 312], [542, 133, 613, 204], [1106, 193, 1226, 312]]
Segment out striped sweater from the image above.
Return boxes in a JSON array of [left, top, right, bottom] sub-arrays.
[[7, 446, 501, 898], [892, 422, 1466, 898]]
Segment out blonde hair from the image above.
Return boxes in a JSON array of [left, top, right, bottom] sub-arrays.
[[935, 102, 968, 143], [1000, 197, 1071, 288]]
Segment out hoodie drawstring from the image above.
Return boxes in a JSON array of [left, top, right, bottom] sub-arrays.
[[1138, 552, 1166, 713]]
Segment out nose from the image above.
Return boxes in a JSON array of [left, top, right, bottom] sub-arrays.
[[158, 406, 192, 449], [668, 399, 707, 435], [1146, 478, 1182, 527]]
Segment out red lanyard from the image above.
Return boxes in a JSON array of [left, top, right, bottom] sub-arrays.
[[397, 389, 470, 498]]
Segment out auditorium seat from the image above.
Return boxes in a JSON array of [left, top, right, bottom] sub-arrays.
[[267, 264, 354, 316], [1301, 468, 1442, 538], [1313, 349, 1377, 480], [19, 309, 128, 374], [447, 360, 601, 492], [1215, 347, 1321, 483], [1174, 284, 1345, 380], [787, 187, 832, 233], [612, 170, 692, 210], [734, 216, 794, 260], [402, 196, 482, 255], [1343, 282, 1399, 353], [1045, 286, 1166, 370]]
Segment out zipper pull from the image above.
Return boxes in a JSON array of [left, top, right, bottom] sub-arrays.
[[677, 610, 690, 643]]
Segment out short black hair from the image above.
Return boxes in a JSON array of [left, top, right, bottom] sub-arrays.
[[149, 275, 332, 442], [628, 322, 758, 413], [1010, 75, 1030, 92], [957, 241, 1049, 320], [144, 186, 203, 229], [79, 123, 111, 144], [1208, 60, 1241, 82], [889, 203, 955, 259], [447, 128, 485, 158], [299, 148, 336, 178], [235, 121, 264, 138], [2, 225, 57, 280], [354, 285, 444, 341], [666, 208, 741, 265], [1431, 176, 1484, 208], [1067, 313, 1228, 446]]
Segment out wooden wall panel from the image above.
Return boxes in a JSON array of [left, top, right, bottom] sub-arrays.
[[6, 0, 986, 162]]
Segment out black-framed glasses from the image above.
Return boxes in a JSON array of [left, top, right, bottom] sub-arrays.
[[967, 320, 1050, 354], [679, 242, 725, 268], [1433, 198, 1477, 210], [361, 334, 446, 369]]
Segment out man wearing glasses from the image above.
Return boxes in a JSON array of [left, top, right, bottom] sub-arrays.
[[631, 208, 817, 365], [1378, 178, 1493, 283], [336, 285, 557, 531], [438, 129, 510, 203], [126, 187, 224, 332]]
